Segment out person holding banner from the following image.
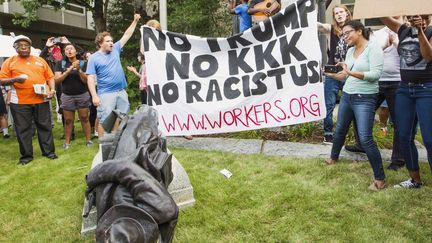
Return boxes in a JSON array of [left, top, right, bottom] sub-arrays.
[[381, 15, 432, 189], [317, 5, 352, 144], [324, 21, 385, 191], [228, 0, 252, 33], [142, 19, 193, 140], [247, 0, 281, 24], [86, 14, 141, 138], [127, 53, 146, 104]]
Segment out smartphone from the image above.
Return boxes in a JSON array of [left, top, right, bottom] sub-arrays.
[[53, 37, 61, 44], [324, 65, 343, 73]]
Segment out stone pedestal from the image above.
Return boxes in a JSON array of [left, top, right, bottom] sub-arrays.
[[80, 146, 195, 237]]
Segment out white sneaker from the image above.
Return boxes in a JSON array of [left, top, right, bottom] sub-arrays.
[[394, 179, 423, 189], [86, 141, 94, 147]]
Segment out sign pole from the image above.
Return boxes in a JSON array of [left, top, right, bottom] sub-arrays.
[[159, 0, 167, 30]]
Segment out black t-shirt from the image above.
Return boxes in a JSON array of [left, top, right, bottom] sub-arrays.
[[54, 60, 88, 95], [328, 26, 348, 65], [398, 24, 432, 83]]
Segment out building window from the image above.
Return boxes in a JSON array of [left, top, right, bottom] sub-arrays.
[[340, 0, 354, 15], [65, 3, 85, 15]]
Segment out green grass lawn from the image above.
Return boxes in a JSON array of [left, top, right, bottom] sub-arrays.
[[1, 123, 432, 242]]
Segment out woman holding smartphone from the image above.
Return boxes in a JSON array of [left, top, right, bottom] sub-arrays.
[[324, 21, 385, 191]]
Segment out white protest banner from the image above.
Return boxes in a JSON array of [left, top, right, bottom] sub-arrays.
[[141, 0, 324, 136], [353, 0, 432, 19]]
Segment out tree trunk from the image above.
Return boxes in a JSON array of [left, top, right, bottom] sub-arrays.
[[93, 0, 107, 33]]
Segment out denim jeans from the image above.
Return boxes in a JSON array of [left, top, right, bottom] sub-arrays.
[[97, 89, 130, 123], [323, 76, 344, 135], [395, 82, 432, 171], [352, 81, 404, 164], [331, 92, 385, 180]]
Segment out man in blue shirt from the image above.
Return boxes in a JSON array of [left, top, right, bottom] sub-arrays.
[[228, 0, 252, 33], [87, 14, 141, 137]]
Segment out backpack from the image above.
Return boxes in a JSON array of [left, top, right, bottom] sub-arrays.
[[61, 59, 85, 71]]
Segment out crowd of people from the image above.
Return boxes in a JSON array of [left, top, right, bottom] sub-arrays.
[[0, 14, 143, 164], [1, 5, 432, 191], [320, 7, 432, 190]]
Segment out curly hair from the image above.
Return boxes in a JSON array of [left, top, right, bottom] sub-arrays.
[[94, 31, 111, 48]]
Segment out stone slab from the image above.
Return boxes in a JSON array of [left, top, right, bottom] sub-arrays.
[[167, 137, 263, 154], [168, 137, 428, 163]]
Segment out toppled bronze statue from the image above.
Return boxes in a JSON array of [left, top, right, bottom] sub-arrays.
[[84, 105, 179, 243]]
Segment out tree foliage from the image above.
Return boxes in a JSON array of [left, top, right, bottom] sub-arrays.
[[167, 0, 231, 37]]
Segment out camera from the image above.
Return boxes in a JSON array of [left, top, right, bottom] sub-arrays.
[[53, 37, 61, 44], [324, 65, 343, 73]]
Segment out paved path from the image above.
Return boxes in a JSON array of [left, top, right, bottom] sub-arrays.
[[167, 137, 428, 163]]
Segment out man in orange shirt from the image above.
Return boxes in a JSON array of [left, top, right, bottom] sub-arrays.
[[0, 35, 57, 165]]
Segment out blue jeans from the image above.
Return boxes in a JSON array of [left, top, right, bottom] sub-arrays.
[[395, 82, 432, 171], [351, 81, 404, 164], [324, 76, 344, 135], [331, 92, 385, 180]]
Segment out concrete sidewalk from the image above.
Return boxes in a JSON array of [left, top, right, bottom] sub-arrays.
[[167, 137, 428, 163]]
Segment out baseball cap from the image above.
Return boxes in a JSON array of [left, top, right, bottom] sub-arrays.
[[13, 35, 32, 46]]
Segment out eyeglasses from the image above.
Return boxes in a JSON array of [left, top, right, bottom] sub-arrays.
[[342, 29, 355, 37]]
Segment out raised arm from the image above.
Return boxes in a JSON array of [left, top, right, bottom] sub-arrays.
[[380, 17, 403, 33], [412, 15, 432, 62], [119, 14, 141, 48], [317, 22, 331, 34], [127, 66, 142, 79]]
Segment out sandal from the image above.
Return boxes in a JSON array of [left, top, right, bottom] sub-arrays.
[[368, 181, 386, 191], [324, 158, 337, 165]]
